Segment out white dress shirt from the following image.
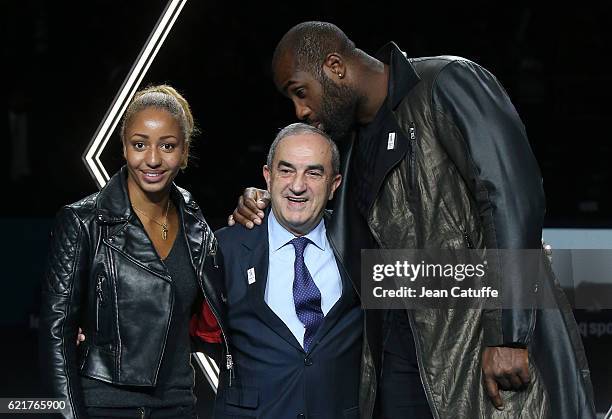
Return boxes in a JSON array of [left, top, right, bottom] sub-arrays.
[[265, 210, 343, 348]]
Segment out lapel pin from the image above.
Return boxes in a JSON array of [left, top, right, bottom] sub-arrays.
[[387, 132, 396, 150], [247, 267, 256, 285]]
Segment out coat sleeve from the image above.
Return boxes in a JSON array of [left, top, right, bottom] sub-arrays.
[[38, 207, 88, 418], [431, 59, 545, 346]]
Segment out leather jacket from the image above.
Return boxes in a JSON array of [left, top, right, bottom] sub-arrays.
[[39, 167, 229, 419], [328, 43, 595, 418]]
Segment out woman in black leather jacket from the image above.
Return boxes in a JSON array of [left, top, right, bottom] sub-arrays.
[[39, 85, 224, 418]]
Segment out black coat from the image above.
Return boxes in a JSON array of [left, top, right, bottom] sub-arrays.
[[329, 43, 596, 418], [38, 167, 227, 418]]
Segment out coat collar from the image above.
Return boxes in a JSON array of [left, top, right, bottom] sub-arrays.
[[374, 42, 421, 111]]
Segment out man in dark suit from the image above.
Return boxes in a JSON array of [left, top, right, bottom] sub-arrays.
[[212, 122, 362, 419]]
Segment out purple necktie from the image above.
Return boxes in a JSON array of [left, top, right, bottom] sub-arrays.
[[291, 236, 324, 352]]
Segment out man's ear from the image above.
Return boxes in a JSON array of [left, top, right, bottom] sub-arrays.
[[263, 165, 272, 191], [323, 53, 346, 81], [328, 174, 342, 200]]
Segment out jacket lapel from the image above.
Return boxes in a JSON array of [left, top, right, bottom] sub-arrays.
[[104, 219, 170, 281], [297, 213, 358, 354], [367, 43, 417, 217], [176, 187, 209, 286], [242, 217, 303, 352], [308, 243, 357, 354]]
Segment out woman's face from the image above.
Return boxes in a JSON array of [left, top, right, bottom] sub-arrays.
[[123, 107, 186, 197]]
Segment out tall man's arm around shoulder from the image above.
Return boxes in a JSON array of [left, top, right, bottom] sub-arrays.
[[228, 188, 270, 228]]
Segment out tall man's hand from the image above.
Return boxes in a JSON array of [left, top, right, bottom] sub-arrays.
[[482, 346, 530, 410], [228, 187, 270, 228]]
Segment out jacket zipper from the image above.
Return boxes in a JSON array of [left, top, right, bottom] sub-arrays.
[[191, 229, 234, 387], [95, 275, 106, 332], [104, 229, 124, 382], [409, 122, 417, 190], [203, 290, 234, 386], [461, 226, 474, 249]]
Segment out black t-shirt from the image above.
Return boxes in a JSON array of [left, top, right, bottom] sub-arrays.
[[350, 55, 411, 235], [351, 96, 393, 221], [81, 221, 199, 408]]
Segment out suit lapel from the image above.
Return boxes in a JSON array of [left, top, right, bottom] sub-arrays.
[[308, 218, 358, 353], [308, 254, 356, 354], [242, 219, 303, 352]]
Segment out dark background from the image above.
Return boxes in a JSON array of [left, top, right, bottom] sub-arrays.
[[2, 0, 611, 416]]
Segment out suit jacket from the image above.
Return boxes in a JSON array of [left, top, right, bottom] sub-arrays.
[[213, 213, 362, 419]]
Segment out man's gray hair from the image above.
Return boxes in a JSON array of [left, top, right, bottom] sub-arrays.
[[267, 123, 340, 175]]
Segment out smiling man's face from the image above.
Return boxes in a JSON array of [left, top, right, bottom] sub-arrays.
[[263, 133, 341, 236]]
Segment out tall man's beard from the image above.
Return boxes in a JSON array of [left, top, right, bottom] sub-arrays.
[[318, 75, 362, 141]]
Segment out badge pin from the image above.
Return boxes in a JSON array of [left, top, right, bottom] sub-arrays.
[[387, 132, 396, 150], [247, 267, 256, 284]]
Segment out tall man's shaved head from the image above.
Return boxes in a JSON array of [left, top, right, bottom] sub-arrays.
[[272, 21, 356, 78]]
